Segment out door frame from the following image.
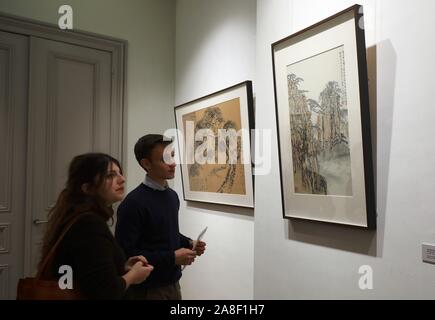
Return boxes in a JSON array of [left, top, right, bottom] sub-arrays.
[[0, 12, 127, 276]]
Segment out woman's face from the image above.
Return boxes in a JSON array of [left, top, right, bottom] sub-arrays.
[[97, 162, 125, 205]]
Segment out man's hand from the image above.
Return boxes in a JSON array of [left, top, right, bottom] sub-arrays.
[[192, 240, 206, 256], [175, 248, 197, 266]]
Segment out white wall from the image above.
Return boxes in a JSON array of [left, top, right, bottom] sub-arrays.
[[175, 0, 256, 299], [255, 0, 435, 299], [0, 0, 176, 191]]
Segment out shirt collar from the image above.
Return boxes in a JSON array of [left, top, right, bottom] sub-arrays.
[[143, 175, 168, 191]]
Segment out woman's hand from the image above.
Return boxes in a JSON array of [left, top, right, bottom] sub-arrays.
[[122, 261, 154, 288], [125, 255, 148, 271]]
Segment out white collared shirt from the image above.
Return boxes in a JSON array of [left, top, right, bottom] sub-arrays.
[[143, 175, 168, 191]]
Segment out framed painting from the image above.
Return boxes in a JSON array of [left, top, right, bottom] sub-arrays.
[[174, 81, 254, 208], [272, 5, 376, 228]]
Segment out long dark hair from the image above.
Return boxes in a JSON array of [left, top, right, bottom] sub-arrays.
[[38, 152, 123, 271]]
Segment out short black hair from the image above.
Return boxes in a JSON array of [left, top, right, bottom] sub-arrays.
[[134, 134, 172, 166]]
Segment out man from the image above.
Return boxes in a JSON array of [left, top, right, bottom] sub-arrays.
[[115, 134, 206, 300]]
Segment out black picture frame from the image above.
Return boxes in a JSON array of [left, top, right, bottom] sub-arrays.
[[272, 5, 376, 229], [174, 81, 255, 208]]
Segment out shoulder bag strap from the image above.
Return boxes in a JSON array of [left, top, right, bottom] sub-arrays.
[[36, 212, 91, 279]]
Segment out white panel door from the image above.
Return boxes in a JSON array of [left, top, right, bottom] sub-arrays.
[[26, 36, 114, 276], [0, 31, 28, 299]]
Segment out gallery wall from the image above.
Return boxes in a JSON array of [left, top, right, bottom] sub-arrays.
[[0, 0, 176, 192], [254, 0, 435, 298], [175, 0, 256, 299]]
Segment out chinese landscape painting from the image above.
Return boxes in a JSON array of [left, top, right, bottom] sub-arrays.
[[182, 98, 246, 195], [286, 45, 353, 196]]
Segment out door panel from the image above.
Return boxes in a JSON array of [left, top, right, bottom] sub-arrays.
[[26, 37, 113, 275], [0, 30, 28, 299]]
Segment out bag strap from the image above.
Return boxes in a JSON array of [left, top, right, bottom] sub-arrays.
[[36, 213, 91, 279]]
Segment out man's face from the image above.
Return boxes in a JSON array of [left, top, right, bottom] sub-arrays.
[[143, 143, 176, 180]]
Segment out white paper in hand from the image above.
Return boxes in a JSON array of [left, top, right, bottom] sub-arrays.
[[192, 226, 208, 250], [182, 226, 208, 271]]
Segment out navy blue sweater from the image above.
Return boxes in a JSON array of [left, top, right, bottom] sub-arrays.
[[115, 184, 191, 288]]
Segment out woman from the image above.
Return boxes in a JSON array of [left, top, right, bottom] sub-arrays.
[[39, 152, 153, 299]]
